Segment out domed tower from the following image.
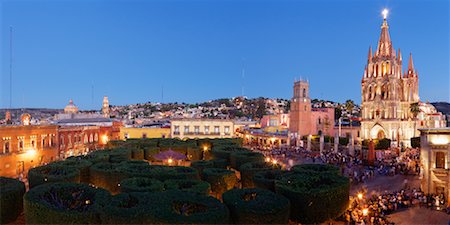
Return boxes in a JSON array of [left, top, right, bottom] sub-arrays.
[[64, 99, 79, 114], [360, 9, 420, 147], [102, 96, 110, 118]]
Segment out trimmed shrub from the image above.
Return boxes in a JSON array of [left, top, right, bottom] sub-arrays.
[[120, 177, 164, 193], [210, 158, 228, 169], [187, 147, 202, 161], [291, 164, 340, 175], [109, 148, 132, 163], [99, 192, 155, 224], [90, 162, 125, 194], [164, 179, 211, 195], [0, 177, 26, 224], [147, 191, 230, 224], [131, 148, 145, 160], [168, 166, 200, 180], [202, 168, 237, 198], [191, 160, 215, 178], [85, 150, 110, 164], [253, 170, 284, 192], [28, 164, 80, 189], [275, 172, 350, 224], [51, 157, 93, 183], [222, 188, 290, 224], [229, 151, 264, 170], [24, 182, 110, 224], [239, 162, 280, 188], [211, 146, 249, 163], [144, 147, 160, 161]]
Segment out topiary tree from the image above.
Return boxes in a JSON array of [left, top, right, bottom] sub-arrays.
[[144, 147, 160, 161], [24, 182, 110, 224], [131, 148, 145, 160], [51, 157, 93, 183], [108, 148, 132, 163], [28, 164, 80, 189], [202, 168, 237, 198], [120, 177, 165, 193], [190, 160, 215, 179], [0, 177, 26, 224], [253, 170, 284, 192], [291, 164, 340, 175], [210, 158, 228, 169], [85, 150, 110, 164], [211, 146, 249, 164], [222, 188, 290, 224], [90, 162, 125, 194], [275, 171, 350, 224], [164, 179, 211, 195], [147, 190, 230, 224], [229, 151, 264, 170], [187, 147, 202, 161], [99, 192, 156, 224], [239, 162, 280, 188]]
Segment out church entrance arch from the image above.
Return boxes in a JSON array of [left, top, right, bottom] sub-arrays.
[[370, 124, 386, 140]]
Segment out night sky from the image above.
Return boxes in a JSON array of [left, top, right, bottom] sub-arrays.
[[1, 0, 449, 109]]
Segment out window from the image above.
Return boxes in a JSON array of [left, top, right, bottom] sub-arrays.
[[318, 118, 322, 124], [31, 140, 36, 148], [302, 88, 306, 97], [84, 134, 88, 144], [224, 126, 230, 134], [174, 126, 180, 135], [436, 152, 445, 169], [94, 133, 98, 142], [60, 136, 65, 147], [42, 136, 47, 147], [194, 126, 200, 134], [124, 133, 129, 139], [4, 141, 10, 154], [184, 126, 190, 133], [50, 135, 55, 147], [214, 126, 220, 134], [142, 133, 147, 138], [89, 134, 94, 143], [18, 139, 24, 152], [204, 126, 210, 134]]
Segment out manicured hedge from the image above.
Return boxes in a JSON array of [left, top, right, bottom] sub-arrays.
[[211, 146, 249, 163], [191, 160, 215, 178], [210, 158, 228, 169], [120, 177, 164, 193], [108, 148, 132, 163], [28, 164, 80, 189], [85, 150, 110, 164], [222, 188, 290, 224], [144, 147, 160, 161], [164, 179, 211, 195], [0, 177, 26, 224], [253, 170, 284, 192], [202, 168, 237, 198], [147, 190, 230, 224], [229, 151, 264, 170], [131, 148, 145, 160], [275, 172, 350, 224], [90, 162, 125, 194], [51, 157, 93, 183], [239, 162, 280, 188], [291, 163, 340, 175], [187, 147, 202, 161], [24, 182, 110, 224], [99, 192, 155, 224]]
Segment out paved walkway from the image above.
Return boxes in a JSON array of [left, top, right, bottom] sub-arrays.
[[387, 207, 450, 225], [351, 174, 420, 195]]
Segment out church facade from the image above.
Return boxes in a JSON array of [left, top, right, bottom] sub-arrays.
[[360, 14, 446, 147]]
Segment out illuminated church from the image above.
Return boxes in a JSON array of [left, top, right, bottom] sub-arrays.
[[360, 10, 446, 147]]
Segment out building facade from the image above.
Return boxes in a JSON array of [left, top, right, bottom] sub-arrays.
[[419, 128, 450, 207], [171, 119, 234, 139], [0, 125, 59, 177], [120, 127, 171, 140], [289, 80, 335, 145], [360, 15, 446, 147]]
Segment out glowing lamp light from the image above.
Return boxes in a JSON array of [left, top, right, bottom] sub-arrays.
[[101, 135, 109, 144], [272, 159, 278, 165], [85, 200, 91, 205], [168, 158, 173, 164], [357, 193, 363, 200], [27, 149, 37, 157], [203, 146, 209, 151], [382, 9, 389, 19], [362, 208, 369, 216], [265, 157, 271, 162]]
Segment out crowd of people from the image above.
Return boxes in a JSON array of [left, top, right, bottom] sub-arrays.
[[345, 187, 449, 224]]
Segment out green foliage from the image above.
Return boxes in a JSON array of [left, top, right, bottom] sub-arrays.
[[108, 148, 132, 163], [211, 146, 249, 164], [51, 157, 93, 183], [239, 162, 280, 188], [120, 177, 164, 193], [99, 192, 156, 224], [0, 177, 26, 224], [210, 158, 228, 169], [28, 164, 80, 189], [222, 188, 290, 224], [191, 160, 215, 179], [24, 182, 110, 224], [339, 137, 350, 146], [164, 179, 211, 195], [202, 168, 237, 198], [90, 162, 125, 194], [411, 137, 421, 148], [187, 147, 202, 161], [229, 151, 264, 170], [253, 170, 284, 192], [376, 138, 391, 150], [144, 147, 160, 161], [131, 148, 145, 160], [85, 150, 110, 164], [275, 172, 350, 224], [291, 164, 340, 175], [146, 191, 230, 224]]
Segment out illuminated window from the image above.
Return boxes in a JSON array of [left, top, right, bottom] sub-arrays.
[[184, 126, 190, 133], [84, 134, 88, 144], [4, 141, 10, 154], [204, 126, 209, 134], [214, 126, 220, 134], [224, 126, 230, 134], [194, 126, 200, 134], [89, 134, 94, 143], [94, 133, 98, 142]]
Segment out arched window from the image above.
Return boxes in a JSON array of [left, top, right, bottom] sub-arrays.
[[84, 134, 88, 144], [94, 133, 99, 142], [89, 134, 94, 143], [302, 88, 306, 97]]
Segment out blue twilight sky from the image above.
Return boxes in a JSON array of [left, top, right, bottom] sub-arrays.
[[1, 0, 449, 110]]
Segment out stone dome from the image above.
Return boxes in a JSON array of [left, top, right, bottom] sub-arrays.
[[64, 99, 79, 114]]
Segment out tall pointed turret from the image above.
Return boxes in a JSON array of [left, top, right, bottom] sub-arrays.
[[397, 49, 402, 62], [376, 9, 394, 57], [367, 46, 372, 62], [407, 53, 416, 77]]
